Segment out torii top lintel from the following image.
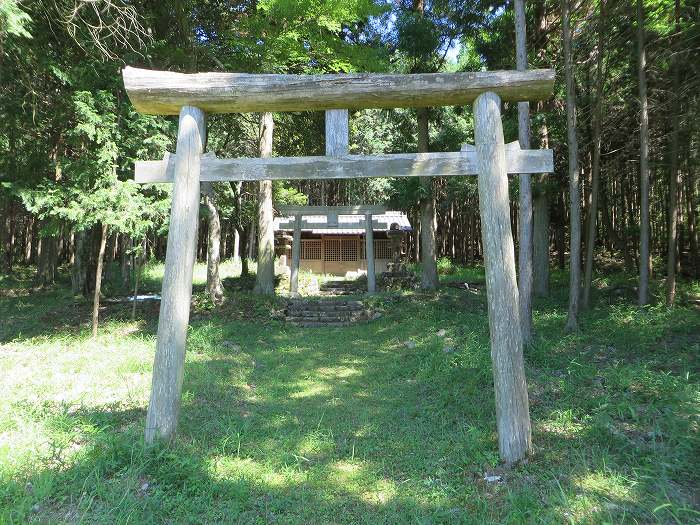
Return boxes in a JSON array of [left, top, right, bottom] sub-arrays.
[[122, 67, 555, 116]]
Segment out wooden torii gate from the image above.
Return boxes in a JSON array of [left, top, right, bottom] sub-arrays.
[[123, 66, 555, 464]]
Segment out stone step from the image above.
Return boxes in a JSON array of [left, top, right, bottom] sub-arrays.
[[287, 304, 364, 312], [288, 321, 353, 328], [287, 301, 364, 310], [286, 315, 365, 324], [284, 297, 375, 327], [285, 308, 367, 317], [286, 310, 367, 320]]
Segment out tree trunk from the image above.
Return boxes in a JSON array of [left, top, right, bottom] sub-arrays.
[[92, 223, 108, 338], [132, 238, 146, 321], [37, 233, 58, 287], [121, 236, 133, 289], [637, 0, 650, 306], [203, 182, 225, 303], [514, 0, 533, 343], [71, 229, 88, 296], [3, 202, 15, 273], [417, 107, 438, 290], [687, 165, 698, 278], [24, 216, 34, 264], [563, 0, 581, 331], [241, 226, 250, 277], [474, 91, 532, 465], [233, 226, 240, 263], [533, 111, 550, 296], [666, 0, 681, 305], [583, 0, 606, 310], [254, 112, 275, 295]]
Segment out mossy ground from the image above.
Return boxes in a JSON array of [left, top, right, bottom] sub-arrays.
[[1, 261, 698, 524]]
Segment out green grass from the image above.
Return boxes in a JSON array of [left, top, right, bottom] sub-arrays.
[[0, 261, 698, 524]]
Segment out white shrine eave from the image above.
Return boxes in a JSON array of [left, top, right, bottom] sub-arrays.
[[274, 211, 412, 234]]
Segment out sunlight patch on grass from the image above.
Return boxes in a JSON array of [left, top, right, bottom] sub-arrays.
[[289, 381, 333, 399]]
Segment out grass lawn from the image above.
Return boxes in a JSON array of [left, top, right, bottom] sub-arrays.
[[0, 261, 698, 524]]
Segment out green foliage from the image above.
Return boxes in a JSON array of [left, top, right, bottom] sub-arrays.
[[19, 91, 171, 239], [0, 0, 32, 41], [273, 183, 308, 206], [395, 10, 442, 70], [436, 256, 456, 274]]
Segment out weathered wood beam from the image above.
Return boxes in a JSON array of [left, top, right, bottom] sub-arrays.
[[135, 149, 553, 184], [123, 67, 555, 115]]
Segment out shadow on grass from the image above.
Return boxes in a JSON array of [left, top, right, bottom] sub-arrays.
[[2, 316, 498, 523]]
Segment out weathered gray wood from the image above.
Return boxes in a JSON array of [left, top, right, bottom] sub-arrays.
[[254, 112, 275, 296], [145, 106, 206, 445], [278, 205, 388, 216], [123, 67, 555, 115], [325, 109, 349, 156], [365, 213, 376, 293], [474, 92, 532, 465], [290, 215, 301, 295], [418, 107, 438, 291], [135, 149, 553, 183], [515, 0, 533, 345]]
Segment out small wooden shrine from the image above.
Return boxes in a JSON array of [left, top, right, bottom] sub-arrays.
[[274, 205, 411, 279]]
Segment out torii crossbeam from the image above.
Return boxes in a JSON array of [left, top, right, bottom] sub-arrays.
[[123, 66, 555, 465]]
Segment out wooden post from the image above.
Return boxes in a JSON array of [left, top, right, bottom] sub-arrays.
[[254, 112, 275, 295], [365, 213, 375, 293], [145, 106, 206, 445], [290, 215, 301, 295], [473, 92, 532, 464], [325, 109, 349, 156]]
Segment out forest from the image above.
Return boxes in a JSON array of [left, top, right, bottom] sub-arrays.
[[1, 0, 699, 523]]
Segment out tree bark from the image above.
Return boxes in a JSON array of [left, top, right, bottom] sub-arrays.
[[132, 238, 146, 321], [687, 164, 698, 278], [514, 0, 533, 343], [417, 107, 438, 290], [637, 0, 650, 306], [666, 0, 681, 305], [203, 182, 225, 303], [37, 232, 58, 287], [254, 112, 275, 295], [563, 0, 581, 331], [533, 111, 550, 296], [474, 91, 532, 465], [583, 0, 606, 310], [92, 223, 108, 338], [121, 236, 133, 289], [71, 229, 88, 296], [145, 106, 206, 445]]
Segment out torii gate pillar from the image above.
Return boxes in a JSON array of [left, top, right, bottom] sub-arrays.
[[474, 92, 531, 462], [145, 106, 206, 444]]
